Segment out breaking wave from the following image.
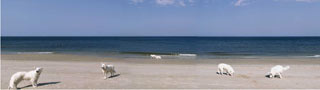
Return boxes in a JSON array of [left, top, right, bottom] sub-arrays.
[[178, 54, 197, 57], [17, 52, 54, 54]]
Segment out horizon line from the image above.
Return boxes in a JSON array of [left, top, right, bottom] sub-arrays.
[[1, 36, 320, 37]]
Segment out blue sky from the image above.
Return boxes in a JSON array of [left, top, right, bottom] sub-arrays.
[[2, 0, 320, 36]]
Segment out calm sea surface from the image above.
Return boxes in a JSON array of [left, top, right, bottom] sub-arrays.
[[2, 37, 320, 59]]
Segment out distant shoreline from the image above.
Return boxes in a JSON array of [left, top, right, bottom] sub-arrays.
[[2, 54, 320, 65], [2, 36, 320, 38], [2, 51, 320, 60]]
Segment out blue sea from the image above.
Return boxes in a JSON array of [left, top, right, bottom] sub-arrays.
[[2, 37, 320, 59]]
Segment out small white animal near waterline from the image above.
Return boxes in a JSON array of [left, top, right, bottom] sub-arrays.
[[150, 54, 162, 59], [267, 65, 290, 79], [101, 63, 116, 79], [8, 67, 43, 89], [217, 63, 235, 76]]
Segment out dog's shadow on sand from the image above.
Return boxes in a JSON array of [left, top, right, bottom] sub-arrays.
[[265, 74, 271, 78], [18, 81, 61, 89], [265, 74, 280, 78], [109, 74, 120, 78], [216, 72, 229, 75]]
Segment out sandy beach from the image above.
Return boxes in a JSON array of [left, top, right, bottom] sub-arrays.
[[1, 54, 320, 89]]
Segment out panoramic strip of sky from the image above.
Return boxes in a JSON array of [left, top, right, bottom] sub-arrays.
[[2, 0, 320, 36]]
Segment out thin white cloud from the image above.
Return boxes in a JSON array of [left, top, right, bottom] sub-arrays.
[[131, 0, 319, 7], [154, 0, 192, 7], [274, 0, 320, 3], [234, 0, 320, 7], [296, 0, 320, 2], [156, 0, 175, 5], [234, 0, 249, 6], [131, 0, 144, 4], [179, 1, 186, 6]]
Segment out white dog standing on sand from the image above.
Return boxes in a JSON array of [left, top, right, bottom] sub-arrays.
[[268, 65, 290, 79], [101, 63, 116, 79], [217, 63, 235, 76], [8, 67, 43, 89], [150, 54, 162, 59]]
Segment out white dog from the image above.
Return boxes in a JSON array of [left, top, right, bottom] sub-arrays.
[[150, 54, 162, 59], [101, 63, 116, 79], [217, 63, 235, 76], [267, 65, 290, 79], [8, 67, 43, 89]]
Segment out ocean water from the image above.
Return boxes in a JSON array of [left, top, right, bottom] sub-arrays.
[[2, 37, 320, 59]]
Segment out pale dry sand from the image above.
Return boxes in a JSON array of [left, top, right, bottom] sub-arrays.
[[1, 54, 320, 89]]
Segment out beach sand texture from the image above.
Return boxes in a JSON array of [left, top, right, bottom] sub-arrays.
[[1, 54, 320, 89]]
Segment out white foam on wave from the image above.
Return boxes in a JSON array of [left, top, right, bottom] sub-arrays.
[[306, 55, 320, 58], [17, 52, 54, 54], [178, 54, 197, 57]]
